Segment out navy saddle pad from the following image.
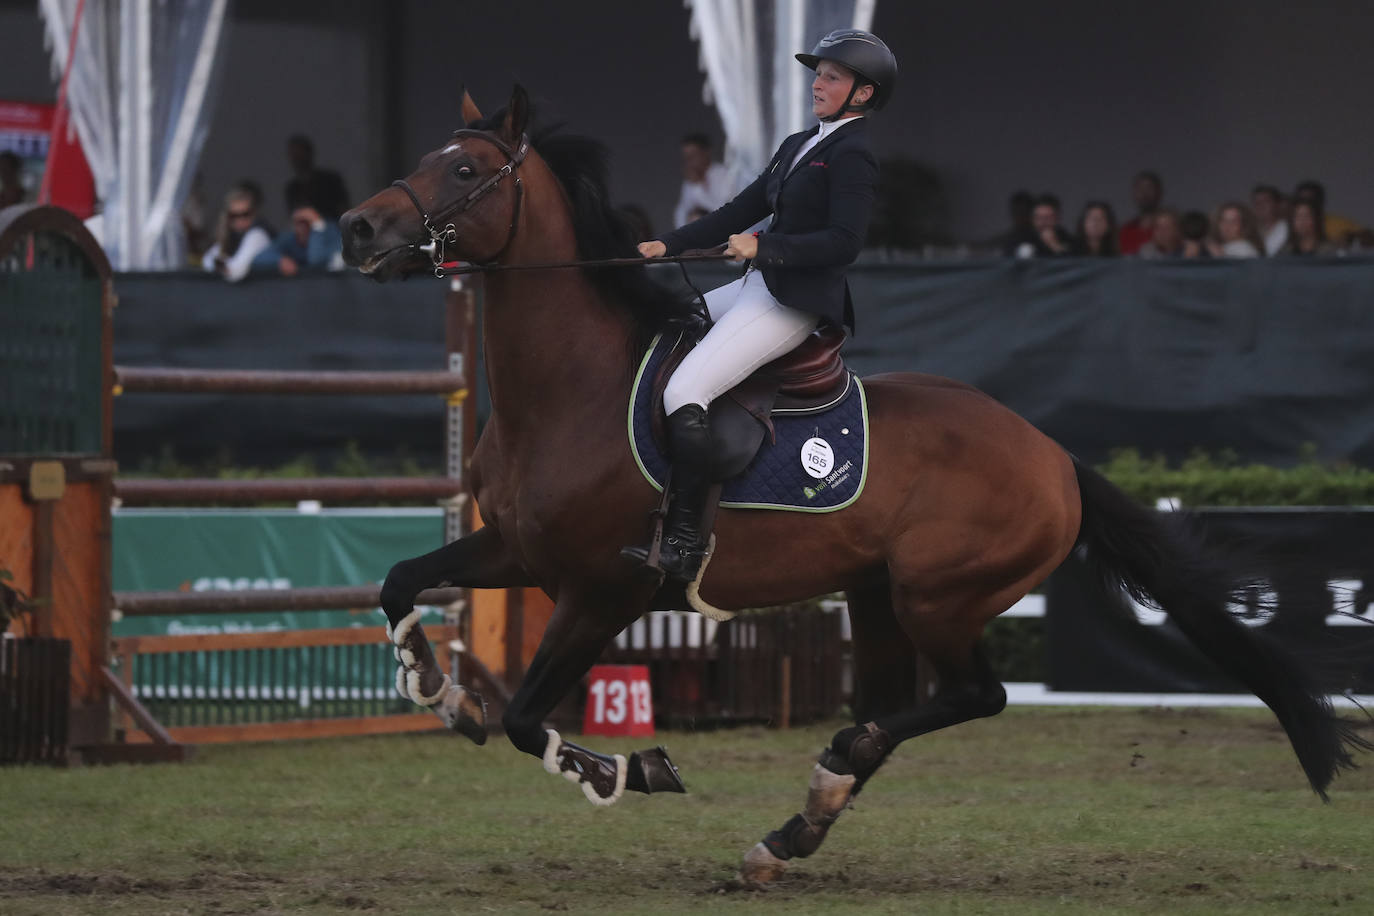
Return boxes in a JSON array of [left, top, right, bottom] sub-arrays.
[[628, 333, 869, 512]]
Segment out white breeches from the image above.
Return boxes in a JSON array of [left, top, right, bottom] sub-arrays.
[[663, 270, 820, 415]]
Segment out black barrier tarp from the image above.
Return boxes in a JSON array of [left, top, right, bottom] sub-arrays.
[[1046, 509, 1374, 693], [689, 257, 1374, 465], [111, 258, 1374, 466], [112, 271, 454, 465]]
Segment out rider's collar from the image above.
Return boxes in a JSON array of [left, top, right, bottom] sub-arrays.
[[816, 113, 865, 138]]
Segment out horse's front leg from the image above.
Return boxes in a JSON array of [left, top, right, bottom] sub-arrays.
[[501, 587, 686, 806], [380, 525, 536, 743]]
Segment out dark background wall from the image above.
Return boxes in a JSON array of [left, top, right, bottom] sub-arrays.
[[3, 0, 1372, 241]]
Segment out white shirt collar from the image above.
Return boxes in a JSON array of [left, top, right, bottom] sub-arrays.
[[815, 113, 865, 140]]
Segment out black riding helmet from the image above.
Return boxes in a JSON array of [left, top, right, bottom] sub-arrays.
[[795, 29, 898, 121]]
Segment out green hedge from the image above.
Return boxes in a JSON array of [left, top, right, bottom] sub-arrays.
[[130, 444, 1374, 508], [1099, 448, 1374, 507]]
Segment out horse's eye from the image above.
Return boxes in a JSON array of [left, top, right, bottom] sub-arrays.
[[455, 165, 474, 179]]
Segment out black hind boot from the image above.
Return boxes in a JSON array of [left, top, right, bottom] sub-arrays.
[[621, 404, 713, 583]]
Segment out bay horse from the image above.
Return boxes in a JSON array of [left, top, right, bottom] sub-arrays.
[[340, 87, 1367, 884]]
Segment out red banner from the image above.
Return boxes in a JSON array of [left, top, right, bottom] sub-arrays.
[[0, 100, 95, 218]]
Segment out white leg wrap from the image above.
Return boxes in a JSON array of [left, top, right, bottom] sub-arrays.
[[804, 764, 856, 823], [395, 666, 408, 699], [582, 754, 627, 807], [391, 608, 423, 646], [406, 670, 451, 706], [540, 729, 628, 807], [543, 729, 562, 774]]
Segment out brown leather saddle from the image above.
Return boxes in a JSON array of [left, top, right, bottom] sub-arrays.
[[650, 323, 853, 480]]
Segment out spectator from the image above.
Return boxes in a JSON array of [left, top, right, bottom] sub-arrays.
[[1137, 208, 1183, 258], [1180, 210, 1211, 259], [1251, 184, 1287, 256], [1208, 201, 1263, 258], [995, 189, 1035, 256], [202, 182, 274, 282], [672, 132, 732, 229], [0, 151, 25, 208], [1013, 193, 1072, 257], [284, 134, 350, 222], [1280, 199, 1338, 256], [1071, 200, 1118, 256], [255, 205, 344, 276], [181, 171, 210, 264], [1118, 170, 1163, 255], [1293, 180, 1366, 249]]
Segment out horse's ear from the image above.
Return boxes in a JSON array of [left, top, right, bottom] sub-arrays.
[[460, 88, 483, 126], [502, 85, 530, 141]]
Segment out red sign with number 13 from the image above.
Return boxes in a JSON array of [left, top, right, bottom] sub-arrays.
[[582, 664, 655, 737]]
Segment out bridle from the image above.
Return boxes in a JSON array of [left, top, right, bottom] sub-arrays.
[[391, 129, 531, 276], [387, 128, 731, 309]]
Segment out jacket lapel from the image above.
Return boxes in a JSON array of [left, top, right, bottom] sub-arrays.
[[784, 118, 867, 185], [767, 127, 819, 206]]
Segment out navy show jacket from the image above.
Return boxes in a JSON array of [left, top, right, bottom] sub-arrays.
[[659, 118, 878, 331]]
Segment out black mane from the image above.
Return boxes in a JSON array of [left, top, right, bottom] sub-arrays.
[[468, 109, 702, 351]]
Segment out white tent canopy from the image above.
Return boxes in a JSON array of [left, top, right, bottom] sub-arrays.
[[41, 0, 229, 270]]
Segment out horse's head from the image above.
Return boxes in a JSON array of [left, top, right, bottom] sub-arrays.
[[341, 88, 532, 281]]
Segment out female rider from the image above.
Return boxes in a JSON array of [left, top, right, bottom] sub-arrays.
[[624, 29, 897, 584]]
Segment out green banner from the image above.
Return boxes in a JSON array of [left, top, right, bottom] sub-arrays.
[[111, 508, 447, 637]]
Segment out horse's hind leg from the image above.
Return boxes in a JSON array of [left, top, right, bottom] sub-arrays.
[[741, 584, 1008, 885], [846, 572, 919, 725]]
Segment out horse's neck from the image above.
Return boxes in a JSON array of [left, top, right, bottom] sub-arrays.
[[481, 259, 636, 442]]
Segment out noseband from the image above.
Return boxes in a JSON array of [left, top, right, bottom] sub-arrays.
[[392, 129, 531, 277]]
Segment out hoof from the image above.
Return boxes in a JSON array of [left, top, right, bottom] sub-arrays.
[[627, 746, 686, 794], [434, 685, 487, 745], [740, 842, 788, 886]]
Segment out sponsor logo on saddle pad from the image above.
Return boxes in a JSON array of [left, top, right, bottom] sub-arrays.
[[803, 459, 854, 499]]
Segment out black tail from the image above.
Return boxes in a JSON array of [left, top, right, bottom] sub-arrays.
[[1071, 459, 1370, 798]]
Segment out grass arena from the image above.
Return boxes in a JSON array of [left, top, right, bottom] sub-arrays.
[[3, 708, 1373, 914]]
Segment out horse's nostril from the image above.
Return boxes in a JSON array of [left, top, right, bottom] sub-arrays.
[[349, 216, 375, 244]]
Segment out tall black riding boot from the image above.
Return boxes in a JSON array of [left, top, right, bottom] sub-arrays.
[[622, 404, 713, 583]]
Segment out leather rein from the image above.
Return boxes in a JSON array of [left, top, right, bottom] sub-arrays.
[[391, 128, 733, 279]]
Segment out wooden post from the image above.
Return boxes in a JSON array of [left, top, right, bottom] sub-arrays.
[[445, 278, 480, 653], [504, 586, 524, 692], [30, 501, 54, 638]]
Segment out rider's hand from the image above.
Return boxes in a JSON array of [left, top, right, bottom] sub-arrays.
[[1038, 226, 1066, 254], [638, 240, 667, 258], [725, 233, 758, 262]]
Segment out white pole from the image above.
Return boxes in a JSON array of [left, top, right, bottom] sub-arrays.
[[116, 0, 136, 269], [851, 0, 876, 31], [131, 0, 152, 267], [140, 0, 228, 259]]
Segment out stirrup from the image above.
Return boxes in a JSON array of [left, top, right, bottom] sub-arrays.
[[619, 539, 703, 584]]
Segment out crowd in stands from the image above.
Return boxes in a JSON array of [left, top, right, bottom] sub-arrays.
[[666, 138, 1372, 261], [192, 133, 348, 282], [10, 124, 1371, 274], [991, 171, 1372, 261]]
